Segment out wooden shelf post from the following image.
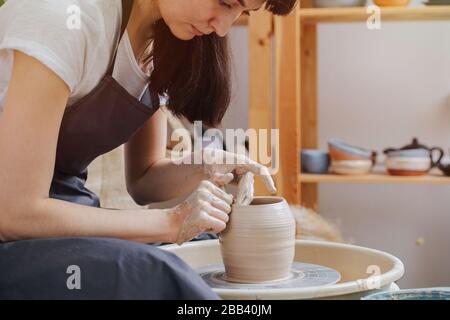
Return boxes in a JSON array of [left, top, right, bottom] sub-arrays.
[[249, 11, 275, 196], [274, 6, 302, 204]]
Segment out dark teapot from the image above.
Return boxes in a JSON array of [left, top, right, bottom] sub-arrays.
[[383, 138, 444, 169], [438, 149, 450, 177]]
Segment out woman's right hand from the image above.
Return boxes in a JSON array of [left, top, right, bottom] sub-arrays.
[[170, 180, 234, 245]]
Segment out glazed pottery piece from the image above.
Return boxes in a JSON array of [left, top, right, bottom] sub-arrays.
[[362, 287, 450, 300], [384, 138, 444, 176], [438, 163, 450, 176], [301, 150, 331, 174], [385, 149, 430, 158], [328, 139, 377, 164], [386, 157, 431, 176], [437, 149, 450, 176], [219, 197, 296, 283], [331, 160, 373, 175]]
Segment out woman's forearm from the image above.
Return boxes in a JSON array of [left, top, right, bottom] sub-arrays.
[[130, 158, 206, 205], [1, 197, 178, 244]]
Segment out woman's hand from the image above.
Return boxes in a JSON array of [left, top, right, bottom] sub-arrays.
[[200, 148, 276, 195], [170, 180, 234, 245]]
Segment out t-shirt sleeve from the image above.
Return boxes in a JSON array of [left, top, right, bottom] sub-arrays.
[[0, 0, 94, 92]]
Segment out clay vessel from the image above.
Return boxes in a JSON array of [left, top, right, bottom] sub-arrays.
[[219, 197, 296, 283]]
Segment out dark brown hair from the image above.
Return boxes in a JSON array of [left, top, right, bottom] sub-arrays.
[[144, 0, 298, 128]]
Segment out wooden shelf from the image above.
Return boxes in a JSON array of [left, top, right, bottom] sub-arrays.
[[248, 7, 450, 205], [299, 168, 450, 184], [299, 5, 450, 24]]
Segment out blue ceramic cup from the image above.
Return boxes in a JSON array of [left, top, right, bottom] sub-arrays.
[[301, 150, 331, 174]]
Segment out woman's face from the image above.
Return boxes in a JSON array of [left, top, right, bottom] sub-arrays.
[[157, 0, 265, 40]]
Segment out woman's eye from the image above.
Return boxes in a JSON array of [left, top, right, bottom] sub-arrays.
[[242, 10, 251, 16], [219, 0, 233, 9]]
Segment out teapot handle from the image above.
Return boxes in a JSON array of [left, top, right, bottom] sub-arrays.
[[430, 147, 444, 168]]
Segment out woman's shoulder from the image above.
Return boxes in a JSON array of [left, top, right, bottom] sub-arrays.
[[0, 0, 122, 95], [1, 0, 122, 37]]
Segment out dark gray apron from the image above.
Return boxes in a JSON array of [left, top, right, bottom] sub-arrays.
[[49, 0, 159, 207], [0, 0, 218, 299]]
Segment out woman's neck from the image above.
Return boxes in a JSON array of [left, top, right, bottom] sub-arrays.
[[127, 0, 161, 61]]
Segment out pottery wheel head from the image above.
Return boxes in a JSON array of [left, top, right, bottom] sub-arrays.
[[197, 262, 341, 290]]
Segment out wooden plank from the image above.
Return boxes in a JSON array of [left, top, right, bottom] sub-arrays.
[[298, 0, 319, 209], [274, 9, 301, 204], [248, 11, 274, 196], [299, 23, 318, 209], [299, 5, 450, 24], [299, 169, 450, 184]]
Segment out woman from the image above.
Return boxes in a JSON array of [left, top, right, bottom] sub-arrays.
[[0, 0, 297, 299]]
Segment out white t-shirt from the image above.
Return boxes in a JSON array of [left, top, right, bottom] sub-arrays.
[[0, 0, 161, 115]]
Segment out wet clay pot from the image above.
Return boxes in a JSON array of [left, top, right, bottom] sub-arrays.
[[219, 197, 296, 283]]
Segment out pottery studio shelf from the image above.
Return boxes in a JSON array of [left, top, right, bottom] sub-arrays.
[[299, 5, 450, 24], [299, 169, 450, 185], [247, 3, 450, 208]]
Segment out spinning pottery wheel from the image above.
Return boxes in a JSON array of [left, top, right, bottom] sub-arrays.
[[162, 240, 405, 300], [197, 262, 341, 289]]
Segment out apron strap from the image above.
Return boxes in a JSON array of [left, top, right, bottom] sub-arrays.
[[107, 0, 134, 76]]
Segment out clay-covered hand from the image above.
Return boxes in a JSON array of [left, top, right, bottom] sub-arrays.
[[200, 149, 276, 194], [236, 172, 254, 206], [170, 180, 234, 245]]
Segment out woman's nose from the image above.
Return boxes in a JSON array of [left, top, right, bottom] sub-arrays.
[[209, 13, 241, 37]]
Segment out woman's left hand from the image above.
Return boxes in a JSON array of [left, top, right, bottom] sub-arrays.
[[200, 149, 277, 197]]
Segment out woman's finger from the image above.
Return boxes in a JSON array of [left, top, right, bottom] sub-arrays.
[[236, 172, 254, 206], [202, 212, 227, 234], [211, 172, 234, 187], [198, 189, 232, 213], [200, 180, 233, 205], [235, 161, 277, 195], [202, 201, 229, 223]]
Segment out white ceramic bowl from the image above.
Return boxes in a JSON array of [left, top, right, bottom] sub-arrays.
[[331, 160, 373, 175]]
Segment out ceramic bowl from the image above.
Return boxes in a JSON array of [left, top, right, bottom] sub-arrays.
[[362, 288, 450, 300], [386, 157, 432, 176], [328, 139, 377, 163], [301, 150, 331, 174], [331, 160, 373, 175], [313, 0, 367, 7], [374, 0, 411, 6]]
